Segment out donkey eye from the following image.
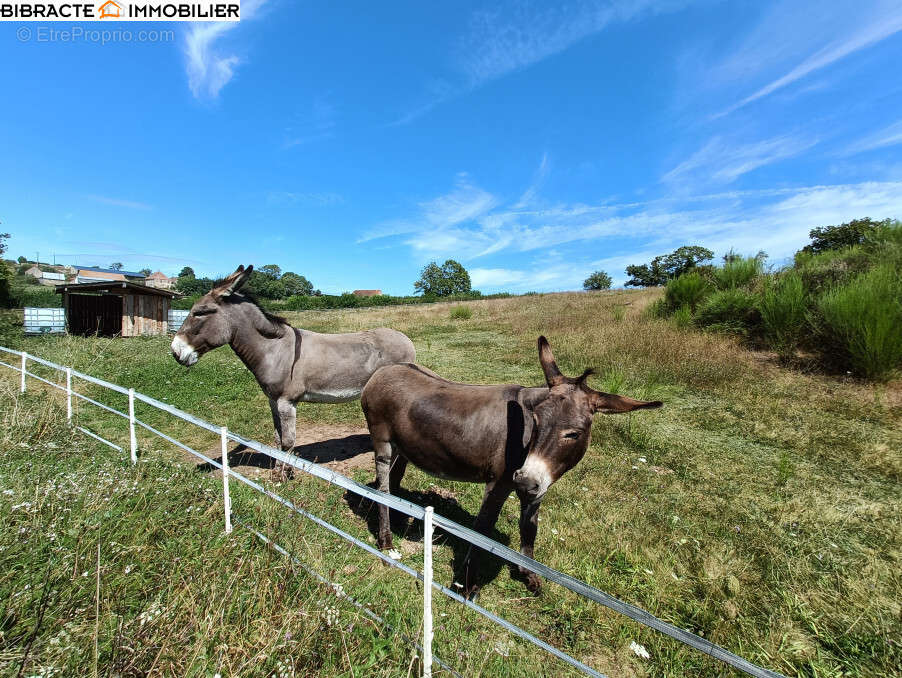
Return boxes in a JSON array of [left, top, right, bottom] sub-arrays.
[[563, 431, 580, 439], [193, 308, 216, 316]]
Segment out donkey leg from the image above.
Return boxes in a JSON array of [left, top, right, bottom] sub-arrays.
[[515, 491, 543, 594], [373, 438, 394, 551], [463, 481, 512, 599], [270, 398, 296, 481]]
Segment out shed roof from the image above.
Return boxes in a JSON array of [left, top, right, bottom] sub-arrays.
[[57, 280, 177, 297]]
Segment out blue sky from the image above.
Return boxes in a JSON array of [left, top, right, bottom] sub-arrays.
[[3, 0, 902, 293]]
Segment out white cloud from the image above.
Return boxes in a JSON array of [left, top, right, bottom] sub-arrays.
[[663, 134, 818, 185], [842, 120, 902, 156], [86, 195, 152, 210], [361, 174, 902, 290], [713, 1, 902, 117], [395, 0, 695, 125], [184, 0, 268, 99], [267, 191, 343, 206], [358, 173, 498, 243]]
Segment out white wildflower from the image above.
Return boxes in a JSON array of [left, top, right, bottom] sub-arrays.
[[629, 641, 650, 659], [387, 549, 402, 560]]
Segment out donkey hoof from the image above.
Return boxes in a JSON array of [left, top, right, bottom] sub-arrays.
[[464, 584, 481, 601], [524, 573, 543, 594]]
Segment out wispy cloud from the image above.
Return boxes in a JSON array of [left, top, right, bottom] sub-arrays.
[[841, 119, 902, 156], [86, 195, 152, 210], [395, 0, 695, 125], [663, 134, 818, 185], [283, 96, 337, 148], [183, 0, 268, 99], [714, 2, 902, 118], [266, 190, 344, 206], [358, 173, 498, 243], [361, 173, 902, 290]]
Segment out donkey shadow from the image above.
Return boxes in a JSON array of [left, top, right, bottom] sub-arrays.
[[195, 433, 372, 472], [344, 485, 513, 595]]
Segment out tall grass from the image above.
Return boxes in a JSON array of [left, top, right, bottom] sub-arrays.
[[665, 272, 711, 312], [694, 288, 760, 336], [712, 256, 763, 290], [759, 271, 808, 361], [817, 264, 902, 380]]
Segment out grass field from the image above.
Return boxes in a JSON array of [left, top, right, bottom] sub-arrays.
[[1, 289, 900, 677]]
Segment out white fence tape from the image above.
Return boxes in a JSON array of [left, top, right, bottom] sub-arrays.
[[1, 344, 786, 678]]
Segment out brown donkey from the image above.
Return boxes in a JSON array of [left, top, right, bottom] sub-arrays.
[[361, 336, 662, 597]]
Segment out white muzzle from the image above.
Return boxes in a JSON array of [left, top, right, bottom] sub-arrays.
[[171, 335, 199, 367]]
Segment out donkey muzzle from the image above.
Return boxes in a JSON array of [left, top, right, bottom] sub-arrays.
[[512, 458, 552, 499], [171, 335, 199, 367]]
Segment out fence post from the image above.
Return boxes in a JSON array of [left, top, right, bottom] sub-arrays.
[[422, 506, 434, 678], [20, 352, 26, 393], [221, 426, 232, 534], [66, 368, 73, 421], [128, 388, 137, 464]]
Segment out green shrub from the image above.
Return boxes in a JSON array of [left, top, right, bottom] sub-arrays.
[[671, 305, 693, 329], [712, 256, 764, 290], [10, 284, 61, 308], [449, 305, 473, 320], [759, 272, 808, 360], [694, 288, 761, 336], [817, 264, 902, 380], [794, 246, 872, 296], [665, 272, 712, 312]]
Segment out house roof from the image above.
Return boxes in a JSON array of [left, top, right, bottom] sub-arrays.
[[77, 266, 146, 278], [146, 271, 173, 279], [352, 289, 382, 296], [57, 280, 177, 297]]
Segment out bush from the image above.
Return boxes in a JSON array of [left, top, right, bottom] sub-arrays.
[[694, 288, 761, 336], [665, 272, 711, 312], [759, 272, 808, 360], [671, 305, 693, 329], [817, 264, 902, 380], [11, 284, 61, 308], [449, 305, 473, 320], [795, 246, 872, 296], [712, 256, 763, 290]]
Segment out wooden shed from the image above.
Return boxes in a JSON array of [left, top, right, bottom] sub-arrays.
[[57, 281, 177, 337]]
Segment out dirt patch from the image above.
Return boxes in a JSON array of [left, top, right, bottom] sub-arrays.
[[186, 423, 373, 481]]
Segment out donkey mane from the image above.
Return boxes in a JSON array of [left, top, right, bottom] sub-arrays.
[[224, 289, 291, 338]]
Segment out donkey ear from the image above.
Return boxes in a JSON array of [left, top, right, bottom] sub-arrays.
[[213, 264, 254, 298], [591, 391, 663, 414], [537, 336, 564, 387]]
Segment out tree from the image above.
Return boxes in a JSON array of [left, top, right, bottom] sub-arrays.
[[175, 276, 214, 296], [110, 262, 123, 271], [583, 270, 612, 290], [0, 234, 10, 307], [414, 259, 472, 297], [625, 245, 714, 287], [259, 264, 282, 279], [178, 266, 195, 278], [17, 256, 26, 264], [245, 270, 286, 299], [800, 217, 891, 254], [281, 271, 314, 296], [139, 268, 152, 276]]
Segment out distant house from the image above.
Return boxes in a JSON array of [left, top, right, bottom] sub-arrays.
[[353, 289, 382, 297], [72, 266, 146, 285], [25, 265, 66, 285], [145, 271, 177, 290]]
